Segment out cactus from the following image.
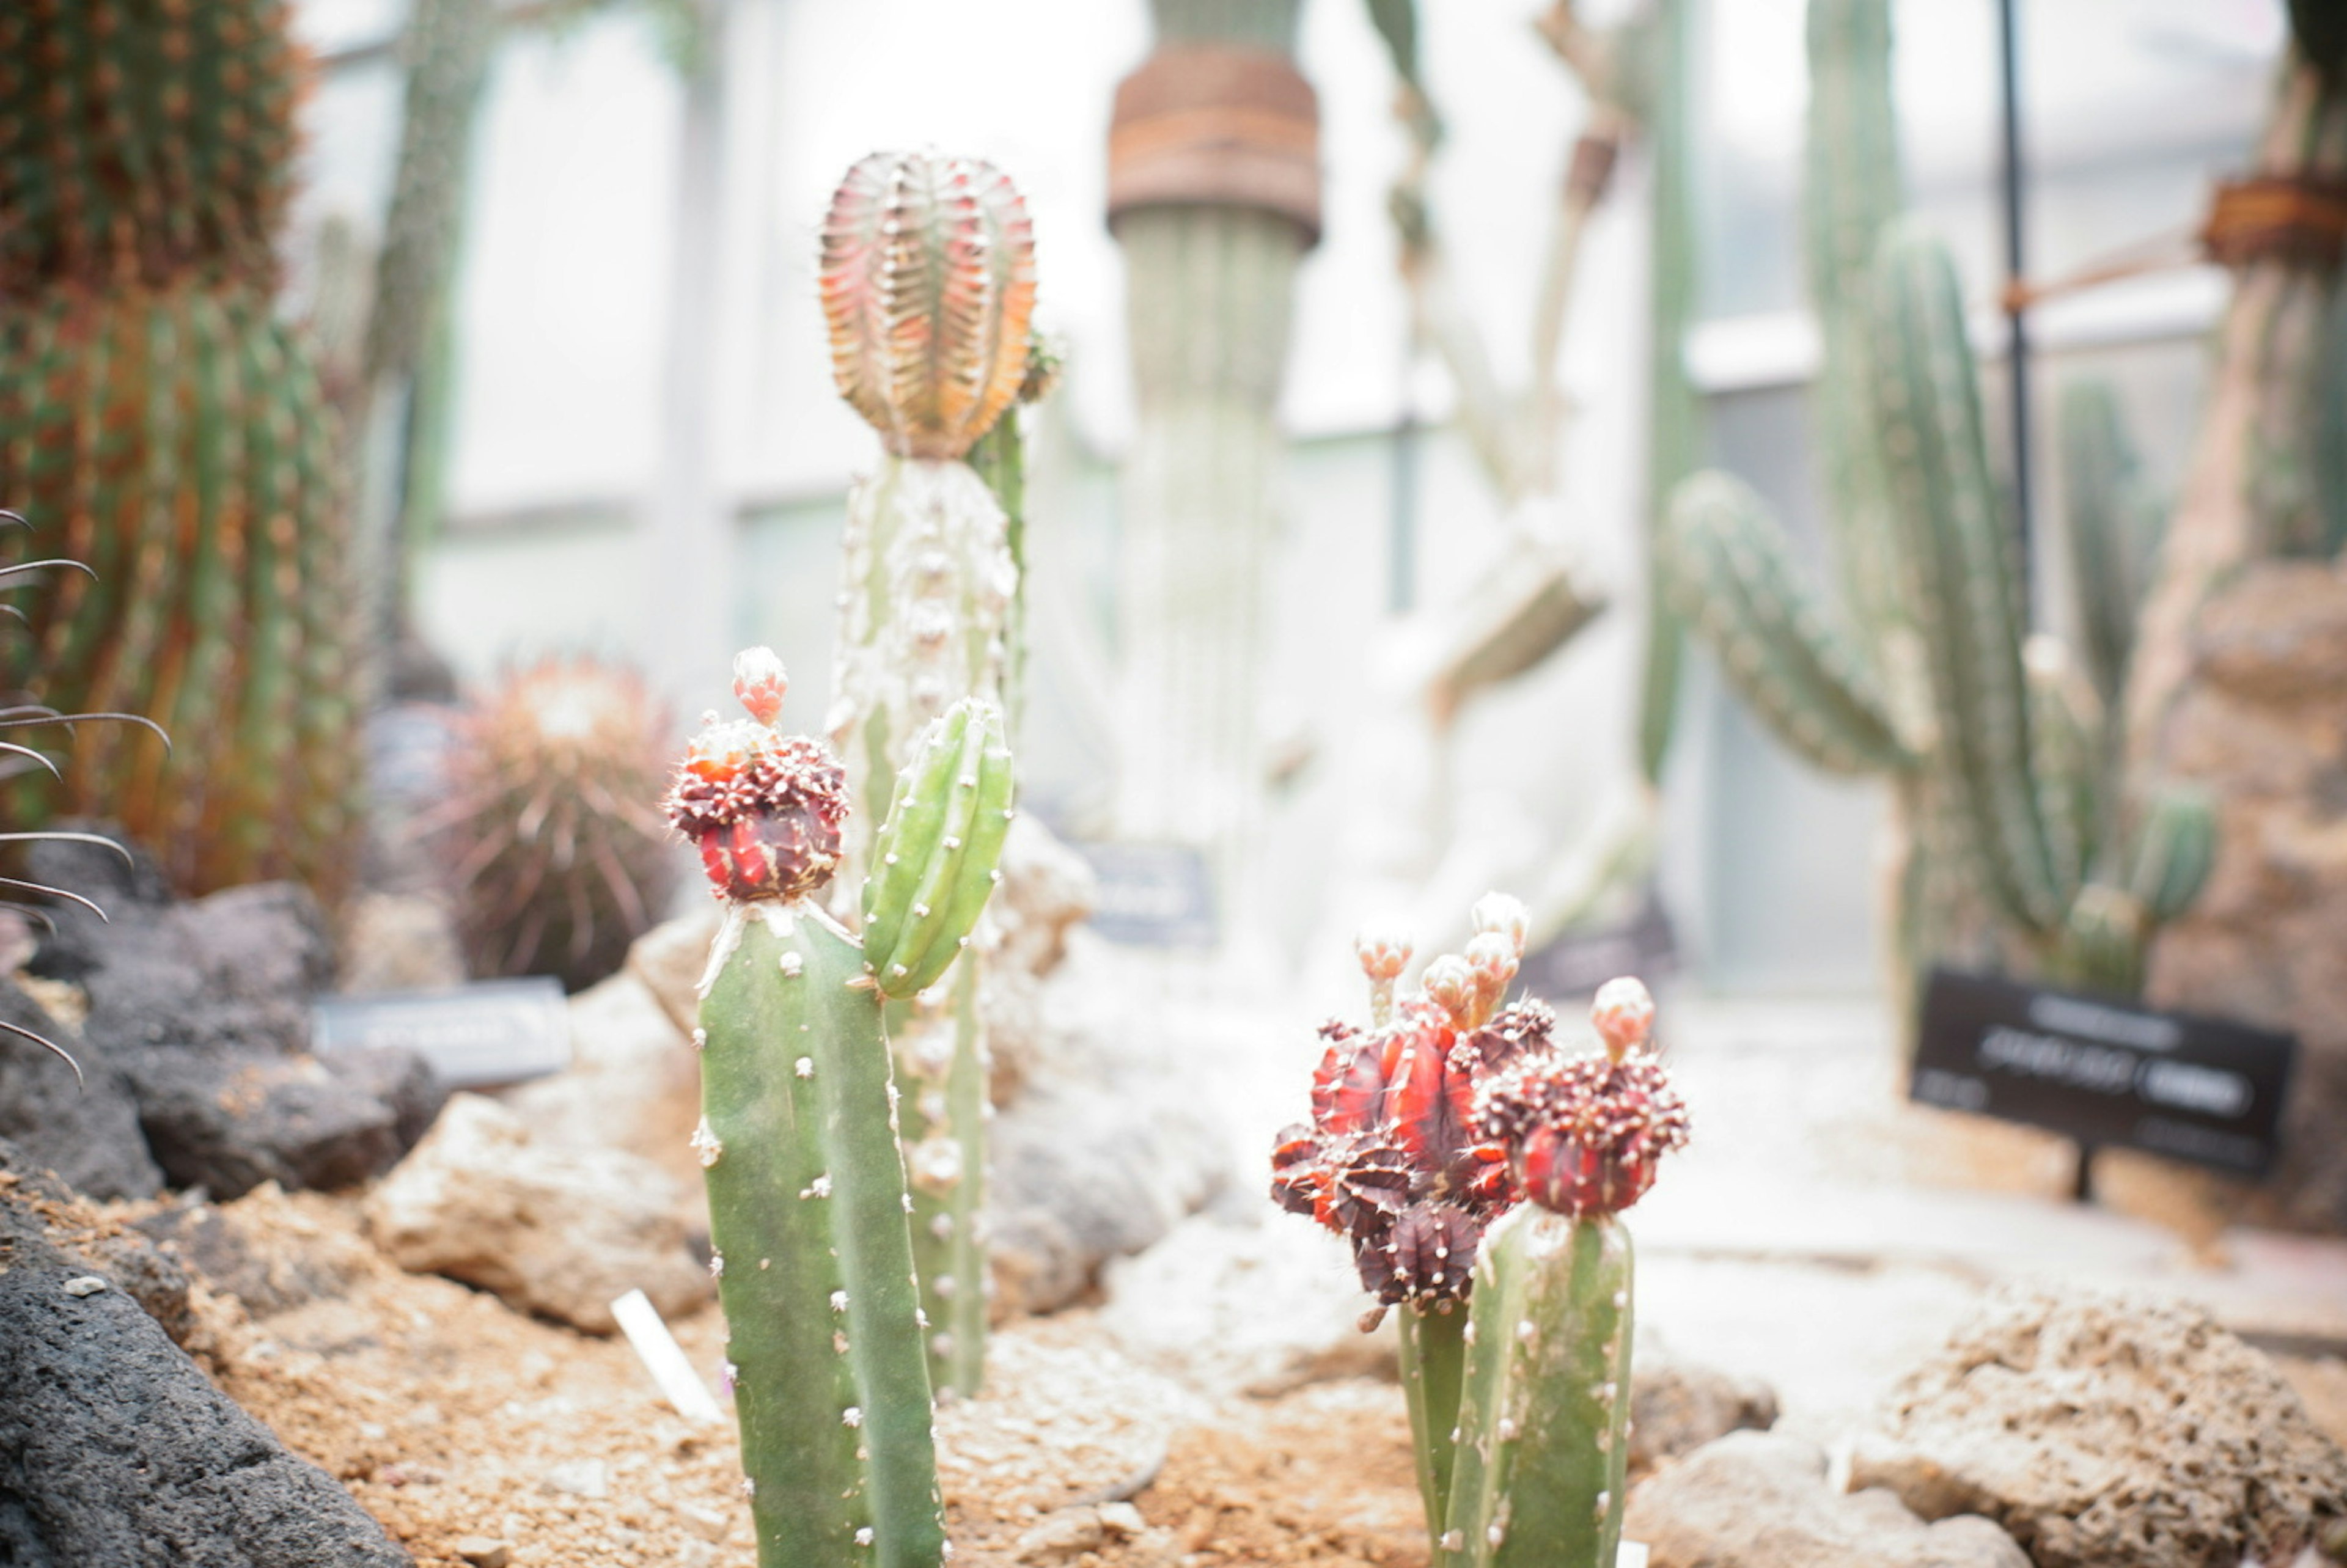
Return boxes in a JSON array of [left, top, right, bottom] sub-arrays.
[[0, 0, 362, 898], [1658, 0, 2209, 1001], [427, 656, 678, 992], [818, 150, 1040, 1394], [1272, 897, 1686, 1559], [663, 648, 1013, 1568], [1441, 978, 1686, 1567]]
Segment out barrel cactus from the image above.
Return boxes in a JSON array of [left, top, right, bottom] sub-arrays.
[[818, 149, 1038, 1394], [663, 648, 1013, 1568], [429, 656, 677, 992], [0, 0, 362, 898]]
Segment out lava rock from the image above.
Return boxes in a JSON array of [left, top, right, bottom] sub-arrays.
[[131, 1187, 380, 1321], [0, 1143, 408, 1566], [0, 1139, 193, 1346], [0, 977, 162, 1200], [125, 1044, 442, 1200], [365, 1093, 712, 1334], [1628, 1359, 1782, 1478], [1623, 1430, 2028, 1568], [1848, 1284, 2347, 1568]]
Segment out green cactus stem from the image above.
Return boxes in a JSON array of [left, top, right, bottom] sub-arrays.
[[1442, 977, 1687, 1568], [666, 650, 1014, 1568], [1400, 1302, 1469, 1548]]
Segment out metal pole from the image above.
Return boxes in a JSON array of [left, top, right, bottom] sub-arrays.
[[1996, 0, 2035, 601]]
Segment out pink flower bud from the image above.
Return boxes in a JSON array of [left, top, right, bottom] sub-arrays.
[[731, 647, 790, 727], [1591, 976, 1655, 1058]]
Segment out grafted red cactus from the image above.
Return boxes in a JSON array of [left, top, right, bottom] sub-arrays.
[[1272, 896, 1549, 1310], [661, 651, 849, 903], [1476, 978, 1690, 1219], [819, 151, 1038, 461]]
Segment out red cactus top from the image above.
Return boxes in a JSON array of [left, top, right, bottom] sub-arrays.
[[661, 651, 850, 904]]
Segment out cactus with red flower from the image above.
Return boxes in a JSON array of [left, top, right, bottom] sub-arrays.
[[1271, 903, 1688, 1567]]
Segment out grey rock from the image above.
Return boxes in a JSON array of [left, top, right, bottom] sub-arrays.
[[1849, 1284, 2347, 1568], [0, 1140, 409, 1567], [1628, 1359, 1780, 1478], [125, 1044, 440, 1200], [0, 977, 163, 1200], [366, 1093, 712, 1334], [0, 1140, 194, 1346], [1623, 1430, 2028, 1568], [131, 1188, 378, 1322]]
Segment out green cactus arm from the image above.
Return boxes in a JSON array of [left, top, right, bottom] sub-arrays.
[[2126, 784, 2216, 925], [2055, 379, 2164, 711], [862, 698, 1015, 1001], [699, 902, 947, 1568], [1870, 223, 2065, 933], [1442, 1211, 1633, 1568], [1662, 470, 1914, 776], [896, 962, 991, 1395], [1400, 1305, 1469, 1549], [2022, 636, 2104, 899]]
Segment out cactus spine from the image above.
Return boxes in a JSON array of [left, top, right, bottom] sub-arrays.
[[1658, 0, 2210, 1000], [0, 0, 361, 897], [819, 149, 1038, 1394], [665, 650, 1013, 1568]]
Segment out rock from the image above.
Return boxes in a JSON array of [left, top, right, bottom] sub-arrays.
[[131, 1185, 380, 1321], [1100, 1213, 1395, 1397], [498, 970, 701, 1193], [626, 909, 722, 1039], [986, 937, 1232, 1317], [366, 1093, 712, 1333], [2144, 560, 2347, 1228], [70, 879, 336, 1057], [992, 816, 1095, 981], [453, 1538, 512, 1568], [337, 892, 468, 995], [0, 1143, 410, 1566], [1623, 1430, 2029, 1568], [125, 1044, 443, 1200], [1628, 1360, 1780, 1478], [0, 976, 163, 1200], [1848, 1284, 2347, 1568], [542, 1459, 609, 1500], [1012, 1500, 1169, 1564], [0, 1138, 195, 1346]]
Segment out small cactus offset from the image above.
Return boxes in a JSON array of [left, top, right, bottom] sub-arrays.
[[429, 656, 678, 992], [1442, 978, 1688, 1567], [1271, 897, 1684, 1560], [819, 150, 1042, 1394], [0, 0, 362, 898], [663, 648, 1014, 1568]]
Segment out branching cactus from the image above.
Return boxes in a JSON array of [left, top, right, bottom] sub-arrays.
[[1443, 978, 1688, 1567], [818, 149, 1040, 1394], [1273, 895, 1673, 1556], [663, 647, 1014, 1568], [1658, 0, 2211, 1001]]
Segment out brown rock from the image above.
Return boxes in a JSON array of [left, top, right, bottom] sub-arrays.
[[454, 1537, 512, 1568], [1624, 1429, 2027, 1568], [1628, 1359, 1779, 1478], [1849, 1285, 2347, 1568]]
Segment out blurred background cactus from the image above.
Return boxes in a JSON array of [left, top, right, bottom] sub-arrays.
[[818, 148, 1039, 1395], [425, 655, 677, 993], [0, 0, 362, 898], [1658, 0, 2210, 1003]]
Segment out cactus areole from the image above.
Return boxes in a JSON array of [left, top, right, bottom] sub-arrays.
[[1271, 904, 1687, 1568], [663, 648, 1014, 1568]]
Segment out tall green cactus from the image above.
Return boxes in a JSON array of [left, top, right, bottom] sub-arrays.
[[1272, 898, 1686, 1566], [0, 0, 361, 898], [664, 648, 1014, 1568], [818, 150, 1038, 1395], [1658, 0, 2211, 1000]]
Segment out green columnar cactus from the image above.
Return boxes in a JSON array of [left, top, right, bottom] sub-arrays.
[[1658, 0, 2210, 1000], [818, 150, 1039, 1396], [664, 648, 1013, 1568], [1443, 980, 1686, 1567], [0, 0, 361, 898]]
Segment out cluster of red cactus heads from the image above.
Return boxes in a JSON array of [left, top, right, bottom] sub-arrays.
[[1272, 900, 1689, 1314], [1271, 895, 1556, 1313], [1477, 975, 1690, 1219], [662, 649, 850, 903]]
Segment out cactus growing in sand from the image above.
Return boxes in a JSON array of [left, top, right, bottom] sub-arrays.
[[819, 149, 1040, 1394], [1658, 0, 2209, 1000], [1272, 896, 1686, 1562], [0, 0, 362, 898], [663, 648, 1013, 1568]]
